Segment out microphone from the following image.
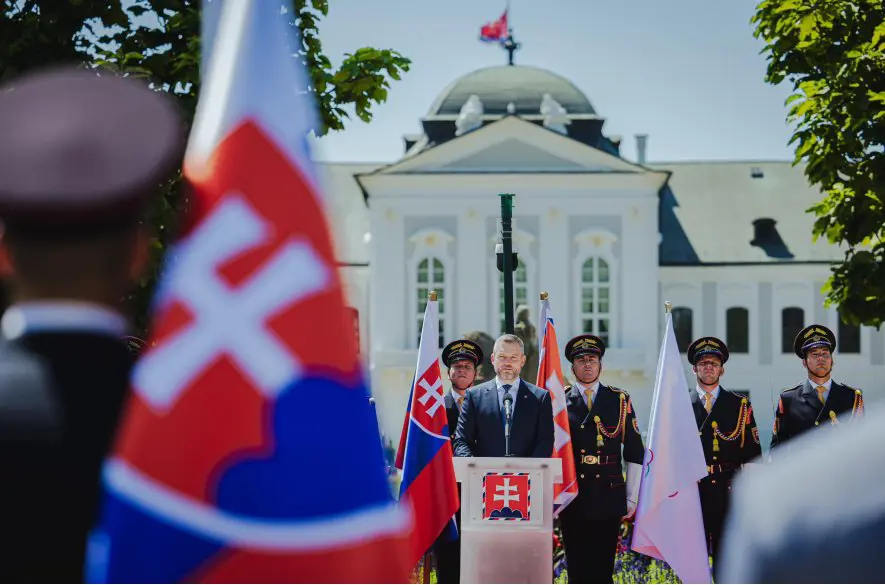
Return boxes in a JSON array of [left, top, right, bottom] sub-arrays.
[[503, 391, 513, 457]]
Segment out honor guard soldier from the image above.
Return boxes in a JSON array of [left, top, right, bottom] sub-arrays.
[[770, 324, 864, 451], [0, 66, 184, 582], [433, 339, 483, 584], [686, 336, 761, 579], [558, 334, 644, 585]]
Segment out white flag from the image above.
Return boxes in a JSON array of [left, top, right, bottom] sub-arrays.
[[632, 311, 711, 584]]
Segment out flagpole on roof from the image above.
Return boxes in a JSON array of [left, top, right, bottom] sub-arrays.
[[502, 0, 520, 66]]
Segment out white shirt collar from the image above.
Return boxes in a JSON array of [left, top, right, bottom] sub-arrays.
[[696, 385, 721, 402], [495, 377, 520, 391], [809, 378, 832, 391], [574, 380, 600, 406], [1, 301, 128, 340]]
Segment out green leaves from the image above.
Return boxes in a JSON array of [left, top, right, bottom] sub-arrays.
[[1, 0, 410, 334], [754, 0, 885, 327]]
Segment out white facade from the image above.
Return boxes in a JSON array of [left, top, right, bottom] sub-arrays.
[[317, 66, 884, 455]]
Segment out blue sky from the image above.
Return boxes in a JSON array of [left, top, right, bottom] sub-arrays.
[[310, 0, 797, 164]]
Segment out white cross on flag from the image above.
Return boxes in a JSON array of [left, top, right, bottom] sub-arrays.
[[537, 295, 578, 515]]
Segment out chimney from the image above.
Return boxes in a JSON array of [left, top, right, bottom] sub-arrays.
[[751, 218, 778, 246], [635, 134, 648, 165]]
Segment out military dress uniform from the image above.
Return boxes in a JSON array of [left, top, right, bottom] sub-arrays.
[[433, 339, 483, 584], [685, 337, 761, 575], [771, 324, 864, 450], [0, 66, 184, 582], [558, 335, 645, 585]]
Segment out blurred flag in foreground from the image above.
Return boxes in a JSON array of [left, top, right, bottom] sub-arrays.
[[86, 1, 412, 582]]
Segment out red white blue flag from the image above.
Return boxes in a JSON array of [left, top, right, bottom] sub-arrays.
[[537, 296, 578, 515], [397, 295, 460, 567], [86, 1, 412, 582], [479, 9, 509, 43]]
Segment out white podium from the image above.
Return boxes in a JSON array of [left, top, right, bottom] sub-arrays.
[[453, 457, 563, 584]]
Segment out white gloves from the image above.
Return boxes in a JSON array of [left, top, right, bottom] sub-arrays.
[[625, 462, 642, 519]]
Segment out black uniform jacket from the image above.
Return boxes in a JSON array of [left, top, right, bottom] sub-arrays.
[[560, 383, 645, 521], [0, 330, 134, 583], [771, 380, 864, 450], [690, 387, 762, 481]]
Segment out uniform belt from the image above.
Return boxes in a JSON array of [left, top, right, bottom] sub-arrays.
[[580, 454, 620, 465], [706, 463, 740, 474]]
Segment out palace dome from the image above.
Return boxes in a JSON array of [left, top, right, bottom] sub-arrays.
[[426, 64, 596, 118]]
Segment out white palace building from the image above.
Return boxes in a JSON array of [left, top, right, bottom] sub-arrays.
[[316, 63, 885, 452]]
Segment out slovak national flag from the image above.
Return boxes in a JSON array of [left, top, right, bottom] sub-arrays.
[[85, 1, 412, 582], [537, 295, 578, 515], [398, 292, 460, 568], [479, 9, 509, 43]]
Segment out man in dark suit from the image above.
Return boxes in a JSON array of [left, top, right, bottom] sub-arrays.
[[433, 339, 483, 584], [0, 66, 184, 582], [685, 336, 762, 580], [558, 334, 645, 584], [453, 333, 554, 459], [770, 324, 864, 452]]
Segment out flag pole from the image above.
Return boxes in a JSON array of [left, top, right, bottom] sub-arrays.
[[665, 301, 672, 314]]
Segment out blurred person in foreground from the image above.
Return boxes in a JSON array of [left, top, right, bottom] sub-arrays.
[[719, 409, 883, 583], [0, 65, 184, 582]]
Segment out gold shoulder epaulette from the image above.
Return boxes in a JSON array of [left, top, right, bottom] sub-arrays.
[[608, 385, 630, 397]]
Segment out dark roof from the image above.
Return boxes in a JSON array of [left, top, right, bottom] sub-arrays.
[[427, 65, 596, 117]]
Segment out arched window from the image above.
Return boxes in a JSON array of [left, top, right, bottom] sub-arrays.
[[415, 257, 445, 349], [838, 311, 861, 354], [672, 307, 693, 353], [781, 307, 804, 353], [726, 307, 750, 353], [415, 258, 445, 348], [409, 229, 454, 350], [580, 257, 612, 345]]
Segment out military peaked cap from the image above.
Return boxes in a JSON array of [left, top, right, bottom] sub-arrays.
[[442, 339, 483, 368], [0, 65, 185, 236], [794, 324, 836, 358], [565, 334, 606, 362], [687, 336, 729, 365]]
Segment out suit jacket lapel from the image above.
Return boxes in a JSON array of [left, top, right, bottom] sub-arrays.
[[800, 379, 823, 408], [511, 380, 534, 448], [709, 388, 729, 421], [689, 389, 706, 427], [445, 391, 456, 411], [568, 386, 590, 420], [483, 380, 503, 433]]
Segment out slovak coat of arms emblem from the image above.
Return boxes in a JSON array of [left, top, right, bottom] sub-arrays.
[[482, 472, 531, 521]]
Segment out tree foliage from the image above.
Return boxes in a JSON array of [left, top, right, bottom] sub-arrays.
[[1, 0, 410, 333], [752, 0, 885, 327]]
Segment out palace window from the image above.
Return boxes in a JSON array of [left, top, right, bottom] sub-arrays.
[[672, 307, 693, 353], [499, 263, 530, 334], [580, 257, 612, 345], [726, 307, 750, 353], [838, 311, 861, 354], [415, 257, 445, 349], [409, 228, 454, 350], [781, 307, 804, 353]]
